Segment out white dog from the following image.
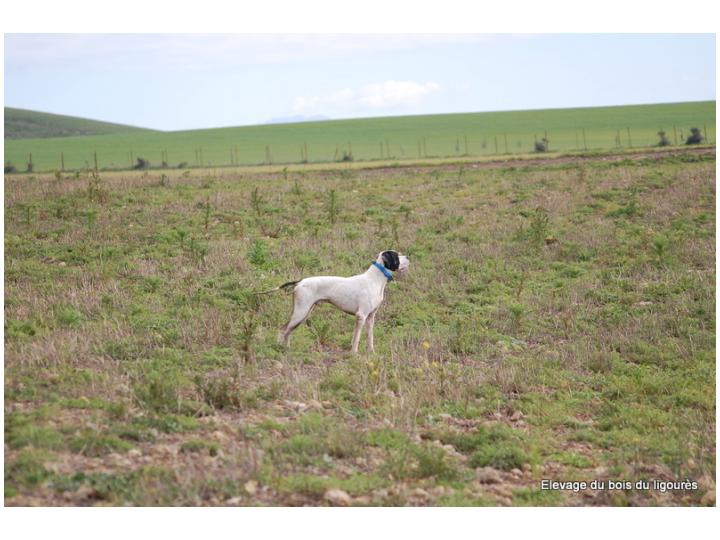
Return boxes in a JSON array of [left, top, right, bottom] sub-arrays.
[[272, 250, 409, 353]]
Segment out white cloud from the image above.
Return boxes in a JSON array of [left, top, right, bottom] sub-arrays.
[[293, 80, 441, 112]]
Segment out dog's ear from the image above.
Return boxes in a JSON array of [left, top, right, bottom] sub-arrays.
[[381, 250, 400, 271]]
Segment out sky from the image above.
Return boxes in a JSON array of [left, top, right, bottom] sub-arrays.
[[3, 33, 716, 131]]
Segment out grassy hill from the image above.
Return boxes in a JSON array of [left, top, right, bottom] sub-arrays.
[[4, 107, 153, 140], [4, 101, 715, 171]]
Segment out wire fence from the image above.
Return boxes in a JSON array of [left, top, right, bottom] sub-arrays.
[[5, 124, 716, 173]]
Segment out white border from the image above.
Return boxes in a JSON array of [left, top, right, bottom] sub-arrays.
[[2, 1, 718, 539]]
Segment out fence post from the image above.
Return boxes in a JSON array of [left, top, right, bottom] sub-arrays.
[[673, 125, 678, 145], [494, 136, 498, 154], [582, 128, 587, 150], [61, 152, 65, 172], [627, 127, 633, 148], [94, 151, 98, 172]]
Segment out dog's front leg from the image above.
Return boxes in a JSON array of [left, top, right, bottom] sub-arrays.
[[366, 310, 377, 353], [351, 314, 367, 353]]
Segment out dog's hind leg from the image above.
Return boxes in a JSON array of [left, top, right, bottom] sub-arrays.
[[279, 288, 316, 346]]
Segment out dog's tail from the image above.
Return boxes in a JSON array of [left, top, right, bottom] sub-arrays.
[[255, 280, 300, 295]]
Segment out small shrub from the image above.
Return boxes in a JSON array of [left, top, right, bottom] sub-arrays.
[[685, 127, 704, 145], [250, 187, 264, 215], [528, 207, 550, 244], [248, 239, 269, 267], [307, 318, 333, 346], [534, 137, 549, 152], [652, 234, 670, 266], [133, 157, 150, 170], [5, 162, 17, 174], [657, 130, 671, 147], [132, 359, 187, 413], [327, 189, 339, 224], [224, 290, 262, 363], [55, 305, 84, 327], [195, 376, 243, 410], [87, 171, 109, 203]]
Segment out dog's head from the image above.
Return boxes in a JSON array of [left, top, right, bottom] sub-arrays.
[[377, 250, 410, 278]]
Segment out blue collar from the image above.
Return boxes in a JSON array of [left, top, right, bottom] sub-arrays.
[[371, 261, 394, 281]]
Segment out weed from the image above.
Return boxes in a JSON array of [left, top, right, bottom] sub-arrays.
[[250, 187, 264, 215], [87, 171, 109, 203], [247, 239, 269, 268], [327, 189, 339, 224]]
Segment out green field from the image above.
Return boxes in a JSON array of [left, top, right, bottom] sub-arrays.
[[4, 148, 715, 506], [4, 101, 715, 172], [4, 107, 154, 141]]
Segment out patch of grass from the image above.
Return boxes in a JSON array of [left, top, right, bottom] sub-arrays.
[[5, 318, 40, 339], [275, 473, 389, 497], [512, 487, 565, 506], [131, 354, 190, 413], [7, 424, 65, 451], [437, 492, 493, 506], [5, 450, 52, 489], [374, 431, 461, 482], [52, 467, 179, 505], [468, 445, 529, 471], [54, 305, 84, 327], [271, 413, 363, 466], [429, 423, 524, 454], [132, 414, 201, 434], [180, 439, 220, 456], [69, 430, 134, 456]]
